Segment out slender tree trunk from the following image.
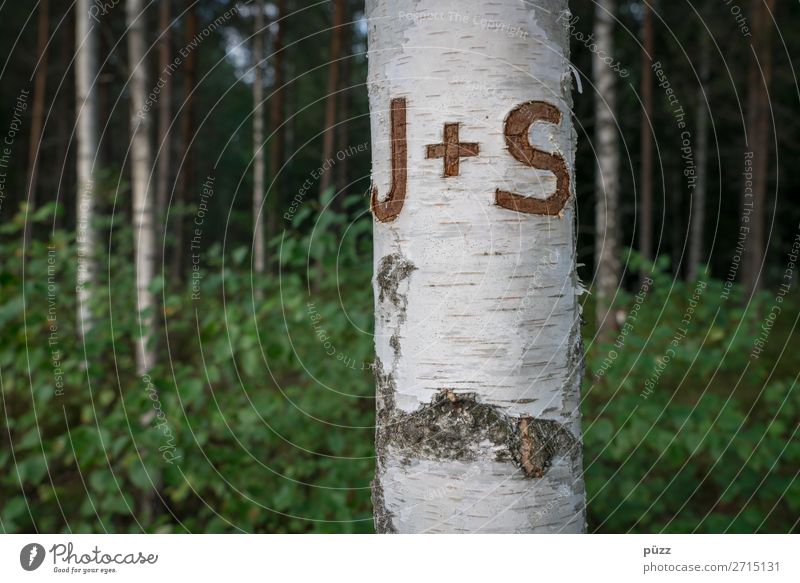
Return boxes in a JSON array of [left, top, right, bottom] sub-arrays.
[[171, 5, 198, 283], [75, 0, 99, 335], [369, 0, 585, 533], [639, 0, 654, 275], [128, 0, 157, 374], [253, 0, 266, 277], [57, 8, 73, 231], [319, 0, 344, 199], [688, 26, 710, 282], [25, 0, 50, 242], [156, 0, 172, 229], [742, 0, 775, 295], [593, 0, 620, 341], [335, 6, 351, 200], [267, 0, 286, 255], [98, 11, 113, 167]]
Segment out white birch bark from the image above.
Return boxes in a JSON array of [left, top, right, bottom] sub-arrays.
[[128, 0, 157, 374], [252, 0, 266, 277], [369, 0, 585, 533], [593, 0, 620, 336], [75, 0, 99, 336]]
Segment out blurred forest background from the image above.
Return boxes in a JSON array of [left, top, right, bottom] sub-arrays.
[[0, 0, 797, 533]]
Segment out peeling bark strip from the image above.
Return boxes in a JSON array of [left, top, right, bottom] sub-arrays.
[[370, 98, 407, 222], [495, 101, 571, 216], [369, 0, 585, 533]]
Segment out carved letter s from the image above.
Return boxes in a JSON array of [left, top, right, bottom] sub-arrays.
[[496, 101, 571, 216]]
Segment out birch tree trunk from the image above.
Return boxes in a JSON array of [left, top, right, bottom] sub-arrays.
[[128, 0, 157, 374], [368, 0, 585, 533], [267, 0, 286, 254], [593, 0, 620, 340], [253, 0, 266, 277], [75, 0, 98, 336]]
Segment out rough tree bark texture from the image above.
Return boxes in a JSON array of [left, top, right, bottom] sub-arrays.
[[253, 0, 266, 276], [742, 0, 775, 295], [128, 0, 157, 374], [638, 1, 654, 275], [75, 0, 98, 335], [368, 0, 585, 534], [593, 0, 620, 340]]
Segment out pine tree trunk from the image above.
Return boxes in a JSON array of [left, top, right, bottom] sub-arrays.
[[75, 0, 98, 335], [369, 0, 585, 534], [128, 0, 157, 374], [25, 0, 49, 242], [639, 1, 654, 275], [253, 0, 266, 277], [335, 5, 351, 199], [688, 26, 710, 282], [742, 0, 775, 295], [171, 5, 198, 283], [593, 0, 620, 340], [319, 0, 344, 199]]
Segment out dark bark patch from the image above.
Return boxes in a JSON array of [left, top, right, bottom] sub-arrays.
[[376, 383, 579, 479], [376, 253, 416, 311]]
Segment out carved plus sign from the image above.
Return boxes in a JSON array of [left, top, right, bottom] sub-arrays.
[[426, 123, 480, 177]]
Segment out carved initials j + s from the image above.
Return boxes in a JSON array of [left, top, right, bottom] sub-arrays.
[[370, 99, 570, 223]]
